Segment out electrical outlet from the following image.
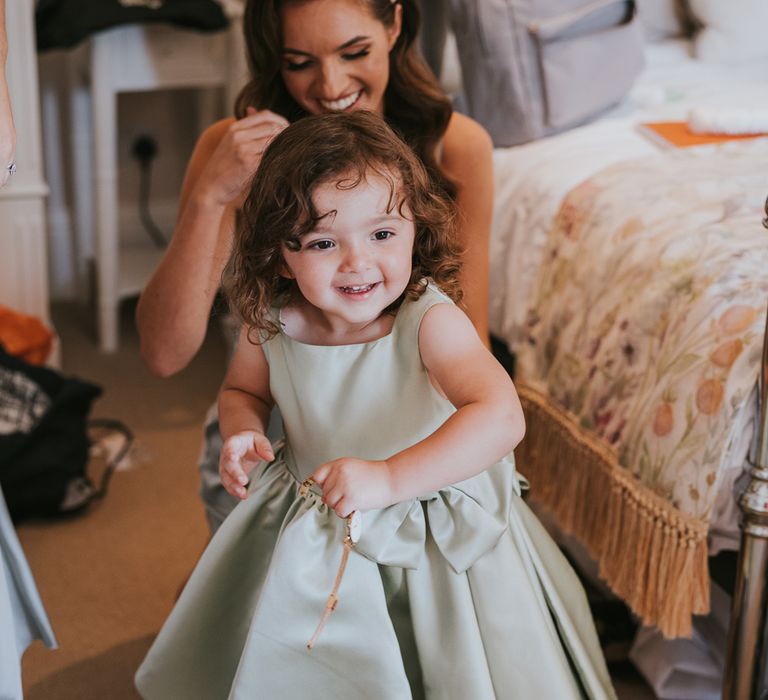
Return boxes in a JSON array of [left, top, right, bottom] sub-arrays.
[[131, 134, 158, 165]]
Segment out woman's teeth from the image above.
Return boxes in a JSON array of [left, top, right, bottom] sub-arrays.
[[321, 91, 362, 111]]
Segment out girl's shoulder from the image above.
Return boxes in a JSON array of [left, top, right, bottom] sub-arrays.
[[422, 280, 454, 305], [399, 281, 455, 329], [440, 112, 493, 171], [403, 283, 477, 365]]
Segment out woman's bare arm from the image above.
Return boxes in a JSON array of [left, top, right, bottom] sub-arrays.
[[439, 112, 494, 346], [136, 110, 288, 376]]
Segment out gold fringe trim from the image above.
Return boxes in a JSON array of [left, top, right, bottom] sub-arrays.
[[516, 383, 710, 639]]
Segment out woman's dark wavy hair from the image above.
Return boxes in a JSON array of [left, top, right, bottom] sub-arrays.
[[224, 111, 462, 340], [234, 0, 455, 198]]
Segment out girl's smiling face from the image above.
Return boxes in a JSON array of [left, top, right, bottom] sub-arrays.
[[281, 171, 415, 340], [279, 0, 402, 115]]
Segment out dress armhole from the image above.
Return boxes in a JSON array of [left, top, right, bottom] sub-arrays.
[[417, 303, 454, 399], [411, 284, 455, 398], [255, 307, 284, 367]]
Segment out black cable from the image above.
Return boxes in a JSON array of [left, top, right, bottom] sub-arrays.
[[133, 135, 168, 249]]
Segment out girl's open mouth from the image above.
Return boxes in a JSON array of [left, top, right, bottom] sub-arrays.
[[338, 282, 378, 295]]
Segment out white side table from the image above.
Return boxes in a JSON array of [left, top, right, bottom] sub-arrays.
[[68, 19, 246, 352]]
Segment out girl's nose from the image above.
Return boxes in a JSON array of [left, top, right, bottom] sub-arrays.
[[340, 245, 371, 272]]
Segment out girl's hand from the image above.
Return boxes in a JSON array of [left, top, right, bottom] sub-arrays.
[[197, 107, 288, 206], [220, 431, 275, 500], [312, 459, 397, 518]]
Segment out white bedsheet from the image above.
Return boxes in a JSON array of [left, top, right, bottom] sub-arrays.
[[489, 40, 768, 555]]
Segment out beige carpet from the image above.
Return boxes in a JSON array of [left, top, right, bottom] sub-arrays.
[[18, 301, 226, 699], [16, 300, 653, 699]]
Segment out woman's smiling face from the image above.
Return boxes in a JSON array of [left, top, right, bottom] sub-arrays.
[[279, 0, 402, 115]]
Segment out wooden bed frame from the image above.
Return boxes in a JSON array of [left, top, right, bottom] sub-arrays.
[[722, 196, 768, 699]]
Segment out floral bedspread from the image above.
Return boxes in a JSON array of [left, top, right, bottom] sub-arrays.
[[517, 139, 768, 524]]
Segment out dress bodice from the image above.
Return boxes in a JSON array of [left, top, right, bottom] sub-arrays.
[[261, 283, 455, 481]]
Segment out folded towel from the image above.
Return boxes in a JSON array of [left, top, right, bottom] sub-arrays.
[[688, 107, 768, 135]]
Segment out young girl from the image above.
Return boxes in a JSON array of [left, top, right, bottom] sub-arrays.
[[135, 112, 615, 699], [136, 0, 493, 534]]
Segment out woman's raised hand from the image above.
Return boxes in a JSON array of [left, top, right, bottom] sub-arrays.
[[197, 107, 288, 207], [220, 430, 275, 500]]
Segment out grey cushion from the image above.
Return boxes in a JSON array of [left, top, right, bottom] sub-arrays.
[[450, 0, 645, 146]]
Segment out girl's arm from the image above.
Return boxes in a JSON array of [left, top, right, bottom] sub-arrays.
[[313, 303, 524, 517], [136, 110, 288, 377], [439, 112, 494, 346], [218, 330, 275, 500], [387, 302, 523, 497]]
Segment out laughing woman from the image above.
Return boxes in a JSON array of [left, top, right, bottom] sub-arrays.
[[135, 0, 493, 532]]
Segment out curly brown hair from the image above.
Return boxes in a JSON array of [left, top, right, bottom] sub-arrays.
[[234, 0, 455, 199], [224, 111, 462, 340]]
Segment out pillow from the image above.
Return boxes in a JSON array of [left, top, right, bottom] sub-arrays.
[[687, 0, 768, 62], [636, 0, 691, 42]]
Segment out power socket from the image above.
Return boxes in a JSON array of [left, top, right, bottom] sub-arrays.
[[131, 134, 158, 166]]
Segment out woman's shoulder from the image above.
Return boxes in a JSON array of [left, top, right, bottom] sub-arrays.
[[440, 112, 493, 169]]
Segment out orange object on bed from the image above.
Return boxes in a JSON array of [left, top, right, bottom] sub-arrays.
[[0, 306, 54, 365], [638, 121, 768, 148]]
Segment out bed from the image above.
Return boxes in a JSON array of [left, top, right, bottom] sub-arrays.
[[485, 19, 768, 698]]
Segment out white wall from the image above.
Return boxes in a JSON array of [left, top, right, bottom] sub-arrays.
[[0, 0, 50, 327]]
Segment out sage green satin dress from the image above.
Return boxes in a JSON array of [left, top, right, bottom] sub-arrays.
[[136, 284, 616, 700]]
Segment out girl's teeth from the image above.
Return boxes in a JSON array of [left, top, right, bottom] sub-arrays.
[[321, 91, 361, 111], [342, 284, 374, 293]]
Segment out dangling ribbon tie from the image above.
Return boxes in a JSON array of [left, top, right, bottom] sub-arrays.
[[299, 478, 362, 650]]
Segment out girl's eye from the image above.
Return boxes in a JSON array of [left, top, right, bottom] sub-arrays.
[[307, 239, 334, 250], [373, 230, 394, 241], [284, 60, 313, 72], [342, 48, 370, 61]]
